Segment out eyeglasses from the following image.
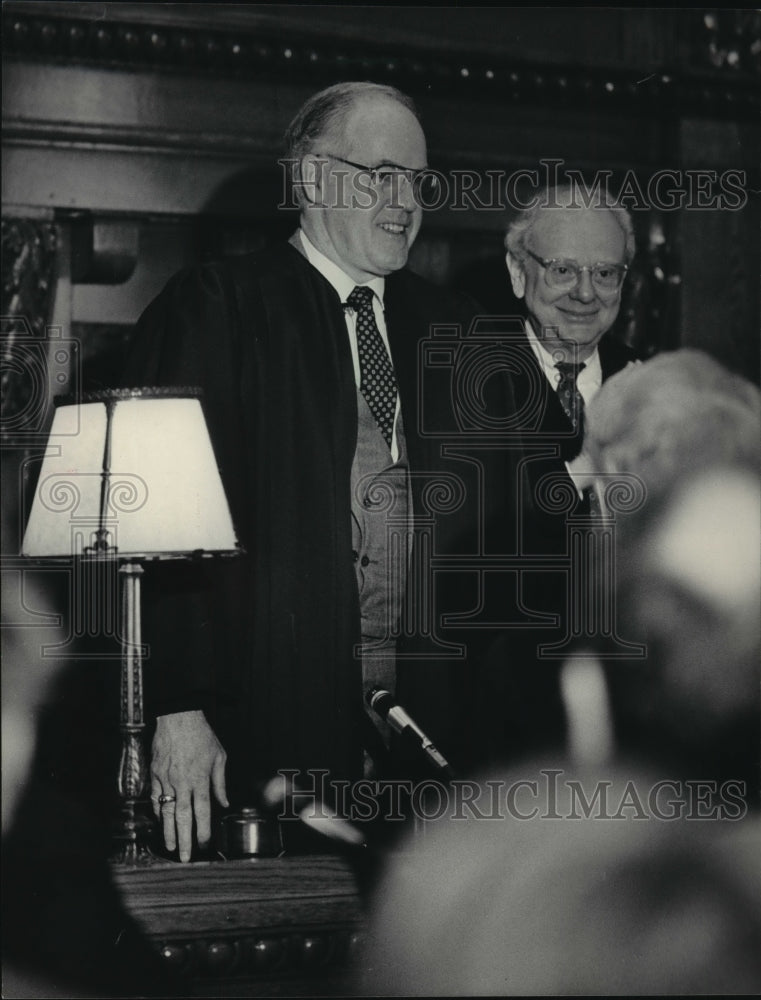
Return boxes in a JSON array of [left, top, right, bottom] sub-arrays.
[[317, 152, 440, 205], [524, 248, 628, 292]]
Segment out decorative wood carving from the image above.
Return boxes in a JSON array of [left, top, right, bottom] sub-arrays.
[[3, 6, 758, 121], [112, 855, 366, 994]]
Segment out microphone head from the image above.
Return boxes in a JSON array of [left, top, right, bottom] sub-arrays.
[[366, 687, 394, 716]]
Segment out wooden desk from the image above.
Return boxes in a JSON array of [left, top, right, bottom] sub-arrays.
[[112, 855, 366, 997]]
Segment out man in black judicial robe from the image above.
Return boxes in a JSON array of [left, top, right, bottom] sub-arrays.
[[124, 82, 517, 859], [474, 187, 638, 767]]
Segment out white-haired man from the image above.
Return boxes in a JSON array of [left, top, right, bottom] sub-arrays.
[[474, 187, 639, 767]]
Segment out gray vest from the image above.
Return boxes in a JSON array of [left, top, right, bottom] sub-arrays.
[[351, 390, 412, 709]]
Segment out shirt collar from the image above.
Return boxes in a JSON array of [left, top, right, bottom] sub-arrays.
[[524, 320, 601, 385], [299, 229, 385, 307]]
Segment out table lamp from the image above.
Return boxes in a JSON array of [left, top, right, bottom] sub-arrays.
[[21, 388, 242, 863]]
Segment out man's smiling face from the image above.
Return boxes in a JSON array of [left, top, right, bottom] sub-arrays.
[[508, 206, 627, 362], [314, 95, 426, 284]]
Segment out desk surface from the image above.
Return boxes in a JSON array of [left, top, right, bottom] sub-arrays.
[[113, 855, 366, 997]]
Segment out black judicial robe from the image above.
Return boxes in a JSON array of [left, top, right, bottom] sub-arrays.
[[474, 332, 638, 768], [514, 332, 639, 555], [124, 243, 512, 793]]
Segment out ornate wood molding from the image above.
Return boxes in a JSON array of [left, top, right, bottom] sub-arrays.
[[153, 926, 365, 983], [3, 6, 758, 121], [112, 854, 366, 993]]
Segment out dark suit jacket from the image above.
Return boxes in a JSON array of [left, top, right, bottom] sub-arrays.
[[123, 242, 517, 793], [473, 331, 637, 768], [515, 332, 638, 549]]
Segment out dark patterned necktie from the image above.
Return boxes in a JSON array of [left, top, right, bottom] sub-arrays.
[[347, 285, 397, 449], [555, 361, 602, 515], [554, 361, 586, 433]]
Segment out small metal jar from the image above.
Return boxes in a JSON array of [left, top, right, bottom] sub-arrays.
[[217, 807, 284, 859]]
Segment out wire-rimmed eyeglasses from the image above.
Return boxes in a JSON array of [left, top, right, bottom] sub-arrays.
[[525, 248, 628, 292], [317, 152, 440, 205]]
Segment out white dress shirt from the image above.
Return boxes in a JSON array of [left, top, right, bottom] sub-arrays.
[[299, 229, 401, 459], [524, 320, 603, 406], [524, 321, 603, 497]]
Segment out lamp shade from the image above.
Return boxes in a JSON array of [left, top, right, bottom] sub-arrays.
[[22, 388, 240, 559]]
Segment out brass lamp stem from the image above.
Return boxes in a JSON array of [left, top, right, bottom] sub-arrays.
[[114, 560, 153, 863], [94, 398, 116, 552]]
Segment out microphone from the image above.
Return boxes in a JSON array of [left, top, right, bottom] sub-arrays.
[[366, 688, 457, 779]]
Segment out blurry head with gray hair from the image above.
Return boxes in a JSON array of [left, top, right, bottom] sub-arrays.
[[581, 348, 761, 494], [606, 462, 760, 792], [575, 349, 761, 789]]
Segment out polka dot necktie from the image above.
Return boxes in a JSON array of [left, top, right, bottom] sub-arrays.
[[347, 285, 397, 449]]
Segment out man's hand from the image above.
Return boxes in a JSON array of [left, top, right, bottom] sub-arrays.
[[151, 710, 228, 862]]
